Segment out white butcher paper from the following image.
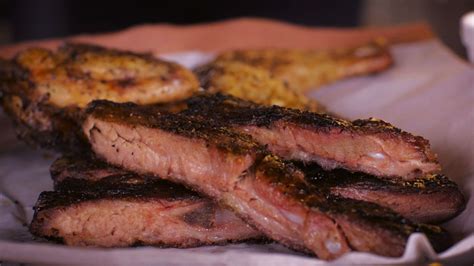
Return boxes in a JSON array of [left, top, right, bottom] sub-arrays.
[[0, 40, 473, 265]]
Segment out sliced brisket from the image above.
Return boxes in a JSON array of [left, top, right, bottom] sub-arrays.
[[183, 94, 441, 180], [83, 100, 450, 260]]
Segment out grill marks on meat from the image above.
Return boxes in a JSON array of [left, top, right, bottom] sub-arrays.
[[183, 94, 441, 180], [0, 43, 199, 150], [214, 40, 393, 92], [294, 162, 465, 224], [83, 100, 450, 260], [30, 156, 261, 247]]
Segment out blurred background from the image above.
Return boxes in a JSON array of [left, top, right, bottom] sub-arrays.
[[0, 0, 472, 58]]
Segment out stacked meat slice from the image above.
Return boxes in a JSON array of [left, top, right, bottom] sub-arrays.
[[31, 156, 261, 247], [183, 94, 441, 179], [79, 96, 464, 260]]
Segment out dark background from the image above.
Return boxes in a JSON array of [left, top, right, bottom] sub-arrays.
[[0, 0, 473, 58]]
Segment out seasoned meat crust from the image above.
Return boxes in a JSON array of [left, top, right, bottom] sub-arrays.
[[31, 156, 261, 247], [214, 40, 393, 92], [83, 100, 450, 260], [0, 43, 199, 151], [183, 94, 441, 179], [295, 162, 465, 223]]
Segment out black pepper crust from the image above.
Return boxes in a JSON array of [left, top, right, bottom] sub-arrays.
[[183, 93, 437, 160], [302, 161, 466, 223], [85, 99, 263, 155], [34, 174, 202, 213], [296, 161, 461, 195]]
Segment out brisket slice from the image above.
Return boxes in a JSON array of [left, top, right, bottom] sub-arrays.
[[30, 156, 261, 247], [183, 94, 441, 180], [83, 100, 450, 260], [294, 162, 465, 224]]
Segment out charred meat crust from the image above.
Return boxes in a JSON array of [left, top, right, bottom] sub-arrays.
[[296, 161, 465, 223], [185, 93, 432, 144], [85, 100, 263, 156], [183, 94, 440, 178], [301, 161, 459, 195], [47, 155, 201, 209], [39, 175, 202, 211]]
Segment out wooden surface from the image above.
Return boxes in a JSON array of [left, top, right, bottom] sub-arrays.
[[0, 17, 434, 58]]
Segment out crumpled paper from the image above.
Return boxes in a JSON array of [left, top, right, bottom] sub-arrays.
[[0, 40, 473, 265]]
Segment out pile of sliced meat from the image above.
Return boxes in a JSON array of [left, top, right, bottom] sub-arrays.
[[0, 42, 463, 261], [33, 93, 460, 260]]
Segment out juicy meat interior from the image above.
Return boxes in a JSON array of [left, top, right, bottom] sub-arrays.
[[83, 100, 450, 260], [183, 94, 441, 180]]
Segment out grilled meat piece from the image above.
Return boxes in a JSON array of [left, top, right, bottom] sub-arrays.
[[51, 154, 463, 225], [295, 162, 465, 224], [0, 43, 199, 150], [215, 40, 393, 92], [183, 94, 441, 180], [195, 61, 321, 111], [30, 156, 261, 247], [83, 100, 450, 260]]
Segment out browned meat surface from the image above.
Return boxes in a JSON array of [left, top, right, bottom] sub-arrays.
[[215, 40, 393, 92], [294, 162, 465, 224], [0, 43, 199, 150], [83, 100, 450, 260], [30, 156, 260, 247], [183, 94, 441, 180], [195, 61, 321, 111], [50, 154, 138, 186]]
